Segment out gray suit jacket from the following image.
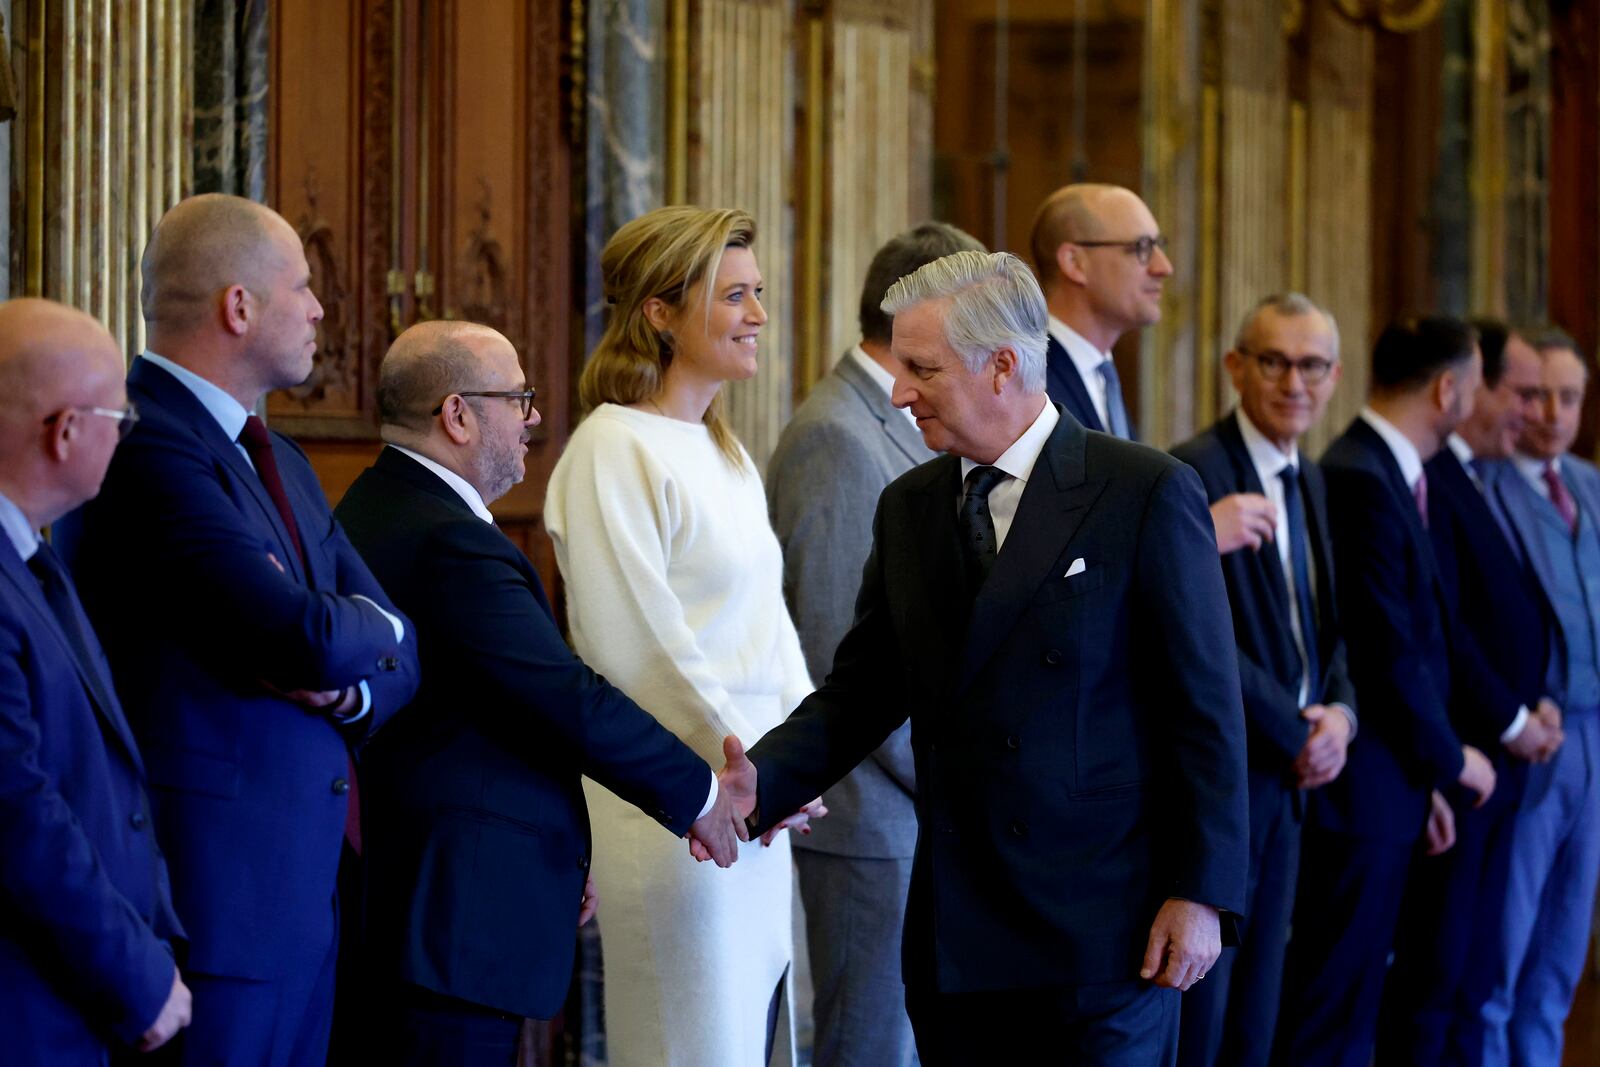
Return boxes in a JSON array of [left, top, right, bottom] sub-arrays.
[[767, 351, 933, 858]]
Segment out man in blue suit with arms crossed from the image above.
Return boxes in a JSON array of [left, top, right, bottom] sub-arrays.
[[67, 194, 421, 1066], [0, 298, 191, 1062]]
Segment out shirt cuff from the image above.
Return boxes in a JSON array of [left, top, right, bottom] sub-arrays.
[[337, 680, 374, 726], [352, 594, 405, 643], [1500, 705, 1530, 745], [696, 772, 719, 822], [1329, 702, 1357, 740]]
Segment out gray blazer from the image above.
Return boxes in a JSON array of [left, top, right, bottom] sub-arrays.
[[766, 351, 934, 859]]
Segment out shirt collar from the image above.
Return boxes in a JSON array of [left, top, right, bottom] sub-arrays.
[[1235, 405, 1299, 481], [1513, 450, 1559, 482], [0, 489, 41, 562], [1046, 316, 1111, 380], [387, 445, 496, 524], [1447, 433, 1475, 466], [1359, 406, 1425, 490], [848, 344, 896, 398], [140, 351, 252, 443], [960, 398, 1059, 486]]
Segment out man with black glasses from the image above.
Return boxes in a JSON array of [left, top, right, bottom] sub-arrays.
[[1027, 182, 1173, 439], [1171, 293, 1358, 1067]]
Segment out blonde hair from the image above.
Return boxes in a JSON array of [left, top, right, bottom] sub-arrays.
[[581, 205, 757, 467]]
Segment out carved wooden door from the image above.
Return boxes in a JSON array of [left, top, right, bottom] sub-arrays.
[[268, 0, 576, 591]]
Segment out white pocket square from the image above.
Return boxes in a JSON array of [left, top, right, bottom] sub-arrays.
[[1063, 558, 1087, 578]]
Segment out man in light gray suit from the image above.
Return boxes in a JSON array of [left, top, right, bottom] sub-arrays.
[[767, 222, 983, 1067]]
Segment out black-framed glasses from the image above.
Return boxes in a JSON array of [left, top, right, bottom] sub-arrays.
[[1070, 234, 1170, 266], [43, 401, 141, 440], [1240, 348, 1337, 385], [432, 388, 538, 420]]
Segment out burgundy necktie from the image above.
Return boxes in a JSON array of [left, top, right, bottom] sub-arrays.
[[1413, 470, 1429, 529], [237, 415, 362, 854], [1543, 461, 1579, 535]]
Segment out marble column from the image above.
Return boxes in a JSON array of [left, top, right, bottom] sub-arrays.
[[192, 0, 268, 200]]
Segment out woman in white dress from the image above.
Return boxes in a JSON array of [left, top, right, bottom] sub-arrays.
[[544, 206, 817, 1067]]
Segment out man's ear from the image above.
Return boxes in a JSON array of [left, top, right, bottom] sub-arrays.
[[221, 285, 252, 337], [439, 395, 474, 446], [991, 348, 1018, 395], [41, 408, 75, 462], [1433, 368, 1457, 414], [1057, 244, 1087, 287]]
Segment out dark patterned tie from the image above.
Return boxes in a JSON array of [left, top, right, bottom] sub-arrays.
[[238, 414, 362, 853], [960, 465, 1009, 594], [1279, 465, 1322, 700]]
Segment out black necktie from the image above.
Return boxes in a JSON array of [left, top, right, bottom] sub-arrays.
[[960, 465, 1008, 594], [28, 541, 116, 710], [1279, 465, 1322, 699]]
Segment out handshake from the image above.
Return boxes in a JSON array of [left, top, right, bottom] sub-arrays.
[[684, 736, 827, 868]]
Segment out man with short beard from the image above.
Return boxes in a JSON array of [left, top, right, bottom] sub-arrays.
[[1477, 329, 1600, 1067], [332, 320, 744, 1066]]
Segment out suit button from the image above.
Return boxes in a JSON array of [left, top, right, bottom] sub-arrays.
[[377, 656, 399, 671], [577, 855, 590, 872], [130, 811, 147, 830], [1005, 735, 1020, 751], [331, 777, 350, 795], [1010, 819, 1028, 838], [1044, 649, 1063, 666]]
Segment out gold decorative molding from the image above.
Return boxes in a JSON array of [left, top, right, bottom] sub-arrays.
[[1333, 0, 1446, 34], [1470, 0, 1507, 315]]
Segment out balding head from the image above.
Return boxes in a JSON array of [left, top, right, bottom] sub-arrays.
[[1029, 184, 1141, 282], [0, 299, 129, 526], [378, 320, 538, 505], [141, 194, 281, 329]]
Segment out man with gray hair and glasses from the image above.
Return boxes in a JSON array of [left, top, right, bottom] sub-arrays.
[[729, 251, 1249, 1065], [1171, 293, 1358, 1067]]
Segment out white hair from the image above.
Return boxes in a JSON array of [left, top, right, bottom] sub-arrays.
[[880, 251, 1048, 394], [1233, 291, 1341, 358]]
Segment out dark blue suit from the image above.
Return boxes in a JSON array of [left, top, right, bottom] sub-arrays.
[[64, 357, 420, 1065], [748, 405, 1248, 1066], [1044, 334, 1107, 434], [0, 530, 184, 1066], [1273, 417, 1470, 1067], [1376, 445, 1551, 1066], [1170, 412, 1356, 1067]]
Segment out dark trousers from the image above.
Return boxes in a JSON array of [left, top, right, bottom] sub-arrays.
[[156, 935, 339, 1067], [1271, 829, 1415, 1067], [1179, 784, 1300, 1067], [1376, 770, 1521, 1067], [381, 985, 522, 1067], [906, 978, 1178, 1067]]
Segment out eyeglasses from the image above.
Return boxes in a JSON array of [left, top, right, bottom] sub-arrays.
[[1240, 348, 1338, 385], [1070, 234, 1170, 266], [432, 388, 538, 421], [43, 402, 141, 440]]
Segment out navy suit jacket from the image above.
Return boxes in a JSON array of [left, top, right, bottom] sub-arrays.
[[1170, 413, 1357, 793], [1311, 418, 1466, 841], [1045, 333, 1138, 441], [334, 448, 711, 1019], [0, 535, 183, 1062], [64, 357, 420, 981], [748, 405, 1248, 993], [1425, 448, 1550, 759]]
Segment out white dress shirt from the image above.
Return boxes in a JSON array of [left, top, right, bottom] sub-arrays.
[[140, 351, 407, 722], [0, 490, 41, 562], [1512, 451, 1559, 501], [387, 445, 497, 524], [848, 346, 918, 430], [958, 398, 1058, 551], [1047, 316, 1114, 431], [1359, 406, 1425, 492]]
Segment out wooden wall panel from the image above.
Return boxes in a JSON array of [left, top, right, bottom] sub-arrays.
[[12, 0, 191, 358], [682, 0, 793, 469]]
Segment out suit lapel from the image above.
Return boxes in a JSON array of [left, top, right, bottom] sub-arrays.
[[958, 412, 1104, 693], [1351, 419, 1444, 598], [1045, 334, 1105, 433], [1300, 458, 1338, 662], [130, 357, 310, 585], [834, 352, 931, 466], [903, 458, 970, 690], [1217, 413, 1294, 618], [0, 545, 145, 772]]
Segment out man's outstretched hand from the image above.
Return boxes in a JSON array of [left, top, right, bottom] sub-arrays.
[[687, 735, 758, 867]]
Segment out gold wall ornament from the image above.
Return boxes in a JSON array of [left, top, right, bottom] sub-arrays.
[[1333, 0, 1446, 33]]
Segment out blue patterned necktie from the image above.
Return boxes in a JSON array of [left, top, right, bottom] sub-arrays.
[[1279, 464, 1321, 698], [1097, 359, 1131, 439]]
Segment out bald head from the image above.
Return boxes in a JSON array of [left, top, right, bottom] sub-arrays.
[[0, 299, 129, 525], [140, 194, 290, 331], [378, 321, 506, 437], [1030, 184, 1144, 283]]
